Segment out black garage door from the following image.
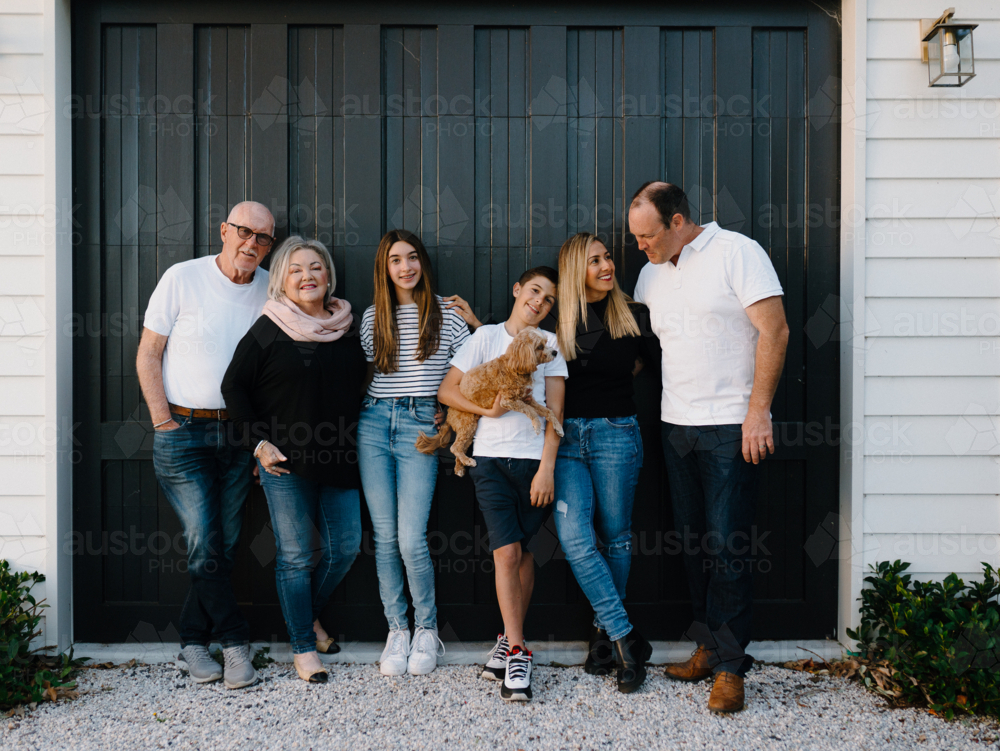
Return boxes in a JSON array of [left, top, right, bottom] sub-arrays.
[[72, 0, 841, 643]]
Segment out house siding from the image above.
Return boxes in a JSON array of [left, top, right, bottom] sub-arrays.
[[864, 1, 1000, 582], [0, 0, 72, 647]]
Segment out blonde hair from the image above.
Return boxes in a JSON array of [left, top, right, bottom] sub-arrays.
[[266, 235, 336, 307], [557, 233, 640, 361], [371, 230, 442, 374]]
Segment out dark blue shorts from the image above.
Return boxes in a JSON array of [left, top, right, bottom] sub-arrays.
[[469, 457, 551, 551]]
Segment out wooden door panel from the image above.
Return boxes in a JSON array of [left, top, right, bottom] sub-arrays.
[[73, 3, 840, 643]]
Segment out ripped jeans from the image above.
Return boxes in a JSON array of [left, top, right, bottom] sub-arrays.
[[553, 416, 643, 641]]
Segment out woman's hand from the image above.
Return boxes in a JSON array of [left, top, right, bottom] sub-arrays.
[[443, 295, 483, 330], [483, 392, 509, 419], [257, 441, 290, 476]]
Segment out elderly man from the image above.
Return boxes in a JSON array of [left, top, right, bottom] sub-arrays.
[[137, 201, 275, 689], [630, 182, 789, 713]]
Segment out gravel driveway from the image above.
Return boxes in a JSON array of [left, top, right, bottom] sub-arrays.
[[2, 662, 996, 750]]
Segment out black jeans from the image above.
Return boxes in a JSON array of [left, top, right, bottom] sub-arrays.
[[152, 414, 254, 647], [661, 422, 759, 677]]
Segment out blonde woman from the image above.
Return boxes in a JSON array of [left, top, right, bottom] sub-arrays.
[[357, 229, 481, 677], [221, 236, 365, 683], [549, 232, 660, 693]]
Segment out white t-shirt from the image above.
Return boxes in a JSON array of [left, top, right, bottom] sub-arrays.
[[361, 296, 471, 398], [143, 255, 269, 409], [449, 324, 568, 459], [633, 222, 783, 426]]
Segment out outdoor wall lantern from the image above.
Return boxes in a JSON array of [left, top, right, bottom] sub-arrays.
[[921, 8, 978, 86]]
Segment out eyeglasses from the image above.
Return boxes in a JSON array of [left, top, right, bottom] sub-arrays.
[[227, 222, 274, 247]]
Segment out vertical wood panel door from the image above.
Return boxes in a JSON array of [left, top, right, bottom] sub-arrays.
[[73, 2, 841, 643]]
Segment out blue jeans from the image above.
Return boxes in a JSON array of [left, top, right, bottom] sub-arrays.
[[554, 416, 642, 642], [152, 413, 254, 647], [357, 396, 439, 631], [661, 422, 759, 677], [257, 467, 361, 654]]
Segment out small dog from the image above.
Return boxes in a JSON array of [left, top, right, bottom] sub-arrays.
[[416, 327, 564, 477]]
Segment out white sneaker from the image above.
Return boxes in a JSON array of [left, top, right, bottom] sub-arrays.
[[500, 646, 533, 702], [408, 626, 445, 675], [379, 628, 411, 676], [482, 633, 508, 681]]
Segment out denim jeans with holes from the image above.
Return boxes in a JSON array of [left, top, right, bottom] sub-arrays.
[[553, 416, 643, 642]]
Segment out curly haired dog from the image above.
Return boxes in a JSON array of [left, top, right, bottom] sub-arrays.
[[415, 328, 564, 477]]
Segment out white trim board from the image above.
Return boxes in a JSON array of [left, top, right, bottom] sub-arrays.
[[74, 640, 847, 667]]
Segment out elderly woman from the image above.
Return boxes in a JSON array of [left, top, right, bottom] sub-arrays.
[[221, 236, 365, 683]]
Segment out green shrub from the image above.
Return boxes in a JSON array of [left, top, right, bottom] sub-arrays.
[[0, 560, 84, 709], [847, 559, 1000, 719]]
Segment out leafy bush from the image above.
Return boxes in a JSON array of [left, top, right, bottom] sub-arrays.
[[0, 560, 84, 709], [846, 559, 1000, 719]]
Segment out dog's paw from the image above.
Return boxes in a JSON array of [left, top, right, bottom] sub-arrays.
[[454, 465, 466, 477], [554, 423, 565, 438], [467, 458, 477, 468]]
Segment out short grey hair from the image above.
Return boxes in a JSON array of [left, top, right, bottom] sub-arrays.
[[266, 235, 336, 307]]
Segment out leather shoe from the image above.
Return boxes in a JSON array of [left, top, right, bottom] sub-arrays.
[[612, 630, 651, 694], [584, 626, 613, 676], [708, 672, 744, 713], [316, 637, 340, 654], [664, 645, 712, 682]]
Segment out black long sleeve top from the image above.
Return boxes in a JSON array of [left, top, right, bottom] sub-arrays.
[[542, 297, 661, 419], [221, 315, 367, 488]]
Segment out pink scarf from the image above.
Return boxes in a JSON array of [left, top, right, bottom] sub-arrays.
[[262, 296, 353, 343]]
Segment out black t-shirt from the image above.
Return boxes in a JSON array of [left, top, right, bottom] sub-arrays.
[[542, 297, 661, 419], [221, 315, 367, 488]]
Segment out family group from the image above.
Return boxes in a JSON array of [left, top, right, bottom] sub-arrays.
[[135, 181, 788, 713]]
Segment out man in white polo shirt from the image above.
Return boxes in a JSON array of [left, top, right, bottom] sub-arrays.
[[137, 201, 275, 690], [630, 182, 788, 713]]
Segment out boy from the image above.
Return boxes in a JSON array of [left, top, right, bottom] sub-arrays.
[[438, 267, 567, 702]]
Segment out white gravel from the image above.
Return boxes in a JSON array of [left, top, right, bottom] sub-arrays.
[[2, 662, 997, 750]]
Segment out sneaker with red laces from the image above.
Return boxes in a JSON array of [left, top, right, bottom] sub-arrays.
[[500, 645, 533, 702]]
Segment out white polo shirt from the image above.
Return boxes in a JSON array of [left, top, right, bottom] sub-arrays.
[[143, 255, 269, 409], [633, 222, 783, 426]]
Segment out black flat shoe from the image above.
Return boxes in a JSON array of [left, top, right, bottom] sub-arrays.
[[584, 626, 614, 676], [613, 630, 651, 694]]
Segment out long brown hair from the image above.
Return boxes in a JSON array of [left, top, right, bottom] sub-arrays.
[[557, 232, 639, 361], [372, 229, 443, 373]]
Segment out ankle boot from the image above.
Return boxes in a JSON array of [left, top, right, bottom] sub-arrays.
[[612, 630, 651, 694], [584, 626, 613, 676]]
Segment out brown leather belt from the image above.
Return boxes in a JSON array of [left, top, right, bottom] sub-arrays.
[[168, 403, 229, 420]]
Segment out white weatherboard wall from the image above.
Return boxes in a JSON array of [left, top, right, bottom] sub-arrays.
[[0, 0, 73, 649], [862, 0, 1000, 592]]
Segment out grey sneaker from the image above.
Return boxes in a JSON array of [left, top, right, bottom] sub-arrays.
[[222, 643, 258, 689], [176, 645, 223, 684]]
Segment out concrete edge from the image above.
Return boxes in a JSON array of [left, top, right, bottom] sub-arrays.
[[74, 640, 846, 667]]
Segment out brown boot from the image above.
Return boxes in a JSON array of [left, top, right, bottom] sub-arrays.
[[663, 645, 712, 682], [707, 672, 744, 713]]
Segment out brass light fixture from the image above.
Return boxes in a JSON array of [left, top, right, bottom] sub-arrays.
[[921, 8, 978, 87]]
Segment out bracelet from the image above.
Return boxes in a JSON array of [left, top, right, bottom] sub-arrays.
[[153, 418, 173, 428], [254, 440, 268, 457]]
